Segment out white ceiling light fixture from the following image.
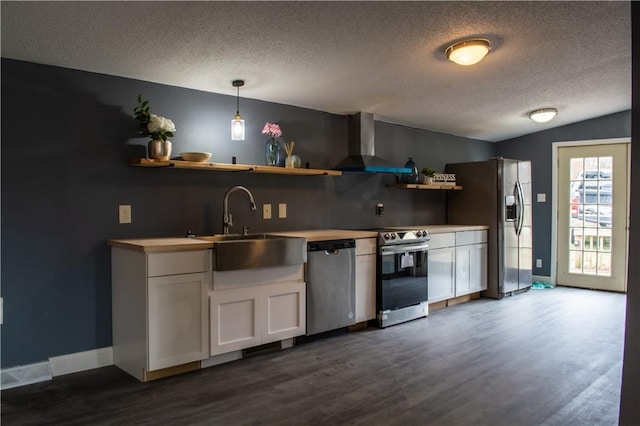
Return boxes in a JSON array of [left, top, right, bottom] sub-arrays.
[[445, 38, 491, 66], [231, 79, 245, 141], [528, 108, 558, 123]]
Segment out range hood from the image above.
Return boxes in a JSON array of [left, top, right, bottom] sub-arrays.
[[333, 112, 411, 173]]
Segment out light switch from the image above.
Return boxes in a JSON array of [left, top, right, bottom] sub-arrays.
[[263, 204, 272, 220], [537, 193, 546, 203], [278, 203, 287, 219]]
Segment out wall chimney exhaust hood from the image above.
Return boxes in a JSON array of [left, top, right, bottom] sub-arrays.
[[333, 112, 411, 174]]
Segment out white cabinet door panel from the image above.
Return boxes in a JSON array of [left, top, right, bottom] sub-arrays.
[[428, 247, 456, 302], [148, 272, 209, 371], [263, 282, 306, 343], [210, 287, 261, 355], [355, 253, 376, 322]]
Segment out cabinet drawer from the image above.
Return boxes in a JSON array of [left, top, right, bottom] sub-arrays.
[[456, 230, 487, 246], [148, 250, 210, 277], [356, 238, 377, 255], [429, 233, 455, 249]]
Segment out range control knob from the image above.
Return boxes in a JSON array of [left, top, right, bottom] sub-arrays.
[[383, 233, 391, 240], [421, 230, 429, 238], [416, 231, 423, 237], [390, 233, 397, 239]]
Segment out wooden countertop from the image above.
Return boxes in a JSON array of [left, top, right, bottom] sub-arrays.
[[270, 229, 379, 241], [108, 238, 214, 253], [108, 227, 485, 252]]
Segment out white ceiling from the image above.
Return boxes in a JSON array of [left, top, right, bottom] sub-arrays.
[[0, 1, 631, 142]]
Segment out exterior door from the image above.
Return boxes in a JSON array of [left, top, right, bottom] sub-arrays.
[[557, 143, 629, 292]]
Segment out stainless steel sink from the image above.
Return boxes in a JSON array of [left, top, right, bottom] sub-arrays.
[[196, 234, 307, 271]]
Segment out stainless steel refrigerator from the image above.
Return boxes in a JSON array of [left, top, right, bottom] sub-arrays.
[[446, 158, 533, 299]]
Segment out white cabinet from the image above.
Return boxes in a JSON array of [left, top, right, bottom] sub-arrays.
[[355, 238, 376, 322], [210, 265, 305, 356], [454, 231, 488, 297], [428, 233, 456, 303], [111, 248, 210, 381]]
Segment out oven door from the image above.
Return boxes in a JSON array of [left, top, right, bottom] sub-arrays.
[[377, 243, 429, 312]]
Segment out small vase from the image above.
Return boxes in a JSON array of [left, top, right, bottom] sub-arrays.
[[265, 138, 280, 166], [148, 139, 172, 161], [285, 154, 301, 169], [402, 157, 419, 183]]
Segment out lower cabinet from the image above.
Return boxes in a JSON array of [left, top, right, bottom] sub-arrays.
[[111, 248, 211, 381], [427, 233, 456, 303], [355, 238, 376, 322], [210, 266, 306, 356], [455, 231, 488, 297]]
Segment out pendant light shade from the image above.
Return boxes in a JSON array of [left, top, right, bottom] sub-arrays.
[[528, 108, 558, 123], [231, 79, 245, 141], [445, 38, 491, 66]]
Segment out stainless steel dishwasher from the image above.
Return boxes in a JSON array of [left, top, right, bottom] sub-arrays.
[[305, 239, 356, 335]]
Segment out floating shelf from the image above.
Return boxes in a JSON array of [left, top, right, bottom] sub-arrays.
[[387, 183, 463, 190], [130, 158, 342, 176]]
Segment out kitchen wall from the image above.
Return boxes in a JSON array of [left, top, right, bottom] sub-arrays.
[[0, 59, 494, 368], [495, 110, 631, 278]]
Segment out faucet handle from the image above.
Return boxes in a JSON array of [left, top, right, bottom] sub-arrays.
[[242, 226, 250, 236], [224, 213, 233, 227]]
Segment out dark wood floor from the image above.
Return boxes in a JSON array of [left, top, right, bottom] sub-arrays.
[[1, 287, 626, 425]]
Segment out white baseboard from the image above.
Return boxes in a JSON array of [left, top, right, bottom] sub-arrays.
[[533, 275, 555, 285], [49, 347, 113, 377]]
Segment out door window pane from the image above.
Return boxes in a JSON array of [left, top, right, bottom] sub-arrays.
[[567, 156, 612, 277]]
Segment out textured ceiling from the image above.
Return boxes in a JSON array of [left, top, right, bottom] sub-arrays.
[[0, 1, 631, 142]]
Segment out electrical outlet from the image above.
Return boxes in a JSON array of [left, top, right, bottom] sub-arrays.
[[536, 259, 542, 268], [376, 203, 384, 216], [263, 204, 272, 220], [278, 203, 287, 219], [119, 205, 132, 224], [537, 193, 546, 203]]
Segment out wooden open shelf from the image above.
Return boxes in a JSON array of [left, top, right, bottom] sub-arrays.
[[387, 183, 463, 190], [130, 158, 342, 176]]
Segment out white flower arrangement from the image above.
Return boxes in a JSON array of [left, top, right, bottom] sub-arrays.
[[134, 94, 176, 141]]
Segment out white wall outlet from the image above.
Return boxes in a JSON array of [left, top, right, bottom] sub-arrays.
[[118, 205, 132, 224], [278, 203, 287, 219], [536, 259, 542, 268], [537, 193, 546, 203], [263, 204, 272, 220]]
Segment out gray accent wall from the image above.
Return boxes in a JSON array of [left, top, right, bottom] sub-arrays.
[[495, 110, 631, 277], [0, 59, 494, 368]]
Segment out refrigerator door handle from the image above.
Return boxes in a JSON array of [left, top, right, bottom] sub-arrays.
[[515, 180, 525, 237]]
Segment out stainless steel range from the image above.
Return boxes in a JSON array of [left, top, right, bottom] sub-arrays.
[[374, 229, 430, 328]]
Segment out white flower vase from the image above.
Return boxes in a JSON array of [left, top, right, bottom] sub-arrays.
[[148, 139, 172, 161]]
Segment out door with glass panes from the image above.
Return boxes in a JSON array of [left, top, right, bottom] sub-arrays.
[[557, 143, 629, 292]]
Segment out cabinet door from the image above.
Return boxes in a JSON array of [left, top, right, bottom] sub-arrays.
[[148, 272, 209, 371], [262, 282, 306, 344], [355, 253, 376, 322], [455, 245, 472, 297], [428, 247, 456, 302], [469, 243, 488, 292], [210, 287, 261, 356]]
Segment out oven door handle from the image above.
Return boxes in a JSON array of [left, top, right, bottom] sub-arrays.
[[380, 243, 429, 255]]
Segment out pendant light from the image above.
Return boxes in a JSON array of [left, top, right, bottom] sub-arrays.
[[528, 108, 558, 123], [231, 79, 245, 141], [445, 38, 491, 66]]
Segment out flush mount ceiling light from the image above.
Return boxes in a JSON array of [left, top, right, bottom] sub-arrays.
[[528, 108, 558, 123], [231, 79, 245, 141], [445, 38, 491, 66]]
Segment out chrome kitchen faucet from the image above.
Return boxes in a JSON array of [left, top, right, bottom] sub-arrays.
[[223, 185, 257, 235]]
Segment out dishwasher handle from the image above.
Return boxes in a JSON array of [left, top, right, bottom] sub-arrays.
[[308, 239, 356, 252]]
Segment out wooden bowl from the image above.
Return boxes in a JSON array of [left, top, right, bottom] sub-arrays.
[[181, 152, 212, 162]]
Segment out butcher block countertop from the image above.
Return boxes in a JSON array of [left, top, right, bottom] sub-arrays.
[[271, 229, 378, 241], [108, 226, 486, 252], [108, 237, 214, 253]]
